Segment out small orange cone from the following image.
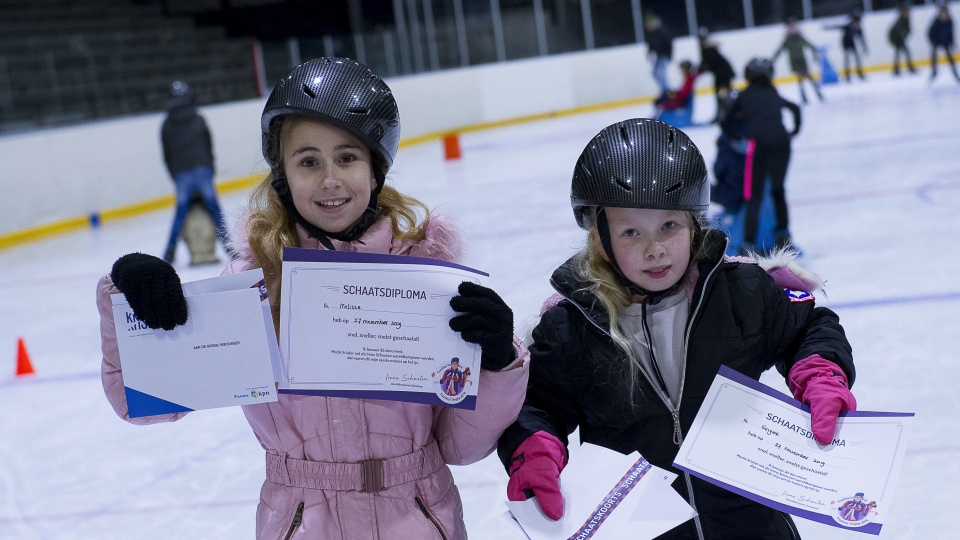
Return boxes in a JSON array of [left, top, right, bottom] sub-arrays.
[[443, 133, 462, 160], [16, 337, 35, 377]]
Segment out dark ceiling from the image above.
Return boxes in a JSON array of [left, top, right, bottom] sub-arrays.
[[160, 0, 396, 40]]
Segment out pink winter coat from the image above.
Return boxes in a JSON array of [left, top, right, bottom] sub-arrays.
[[97, 213, 529, 539]]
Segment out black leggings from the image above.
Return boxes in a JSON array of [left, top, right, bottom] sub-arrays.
[[744, 141, 791, 243]]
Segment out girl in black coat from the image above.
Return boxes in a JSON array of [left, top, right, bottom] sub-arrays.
[[721, 57, 802, 255], [497, 118, 857, 539]]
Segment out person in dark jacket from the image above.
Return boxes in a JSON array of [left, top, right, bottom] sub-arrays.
[[828, 10, 868, 81], [772, 17, 824, 103], [644, 14, 674, 93], [721, 58, 802, 255], [888, 3, 916, 75], [697, 28, 735, 122], [160, 80, 228, 263], [928, 4, 960, 82], [497, 118, 857, 539]]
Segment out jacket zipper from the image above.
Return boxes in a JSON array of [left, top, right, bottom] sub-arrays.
[[283, 501, 304, 540], [782, 511, 801, 540], [415, 497, 448, 540]]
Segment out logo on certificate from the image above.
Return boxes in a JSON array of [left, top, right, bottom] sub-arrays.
[[832, 492, 877, 527], [433, 357, 471, 405]]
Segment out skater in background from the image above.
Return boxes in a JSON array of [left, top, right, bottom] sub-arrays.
[[497, 118, 856, 538], [927, 3, 960, 82], [888, 3, 917, 76], [160, 80, 229, 263], [721, 58, 801, 255], [644, 13, 674, 94], [829, 9, 869, 81], [97, 57, 529, 539], [772, 17, 824, 103], [654, 59, 700, 122], [697, 27, 736, 122]]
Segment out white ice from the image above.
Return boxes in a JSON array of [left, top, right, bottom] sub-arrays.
[[1, 71, 959, 539]]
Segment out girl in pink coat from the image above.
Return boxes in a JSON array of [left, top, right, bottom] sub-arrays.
[[97, 57, 529, 539]]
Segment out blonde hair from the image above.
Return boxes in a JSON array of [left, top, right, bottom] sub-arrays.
[[571, 208, 704, 399], [248, 115, 430, 333]]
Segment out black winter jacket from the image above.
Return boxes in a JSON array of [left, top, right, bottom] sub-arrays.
[[498, 230, 854, 539], [721, 82, 801, 148], [161, 102, 214, 177]]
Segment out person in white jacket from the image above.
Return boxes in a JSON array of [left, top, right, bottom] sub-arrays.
[[97, 57, 529, 539]]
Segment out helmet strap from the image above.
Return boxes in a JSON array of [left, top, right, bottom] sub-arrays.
[[270, 167, 385, 251]]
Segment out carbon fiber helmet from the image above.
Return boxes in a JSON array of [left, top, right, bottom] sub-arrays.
[[744, 57, 775, 83], [571, 118, 709, 230], [261, 57, 400, 173]]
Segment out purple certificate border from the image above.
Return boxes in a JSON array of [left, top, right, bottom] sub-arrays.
[[673, 365, 914, 535], [280, 247, 483, 410], [283, 246, 489, 277]]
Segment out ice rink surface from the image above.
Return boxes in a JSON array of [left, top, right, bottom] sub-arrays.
[[2, 70, 959, 539]]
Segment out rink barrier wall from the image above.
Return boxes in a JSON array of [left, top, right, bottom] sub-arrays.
[[0, 3, 955, 251]]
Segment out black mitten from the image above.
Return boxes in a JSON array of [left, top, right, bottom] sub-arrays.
[[111, 252, 188, 331], [449, 281, 515, 371]]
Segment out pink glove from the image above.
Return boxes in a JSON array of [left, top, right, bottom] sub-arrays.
[[788, 355, 857, 445], [506, 431, 568, 520]]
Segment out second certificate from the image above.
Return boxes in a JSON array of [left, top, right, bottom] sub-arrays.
[[278, 247, 488, 409]]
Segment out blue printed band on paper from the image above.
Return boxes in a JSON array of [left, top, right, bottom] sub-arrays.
[[124, 386, 193, 418], [279, 388, 478, 410], [567, 458, 652, 540]]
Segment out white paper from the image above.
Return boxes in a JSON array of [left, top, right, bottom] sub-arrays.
[[111, 270, 278, 417], [505, 443, 696, 540], [674, 366, 913, 535], [278, 248, 488, 409]]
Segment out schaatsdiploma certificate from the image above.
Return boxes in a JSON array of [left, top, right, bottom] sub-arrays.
[[277, 247, 488, 409], [673, 366, 913, 535]]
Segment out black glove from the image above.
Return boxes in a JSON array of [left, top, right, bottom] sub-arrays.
[[449, 281, 515, 372], [111, 252, 188, 331]]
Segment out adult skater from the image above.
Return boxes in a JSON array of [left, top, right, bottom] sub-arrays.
[[497, 118, 856, 538], [928, 3, 960, 82], [97, 57, 529, 539], [888, 3, 917, 76], [644, 13, 674, 94], [159, 81, 229, 263], [772, 17, 824, 103], [721, 57, 802, 255]]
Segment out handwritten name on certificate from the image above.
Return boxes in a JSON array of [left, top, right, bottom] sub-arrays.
[[278, 248, 487, 409], [674, 366, 912, 535]]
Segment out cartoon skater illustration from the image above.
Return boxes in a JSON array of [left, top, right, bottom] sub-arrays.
[[838, 492, 876, 521], [439, 357, 471, 396]]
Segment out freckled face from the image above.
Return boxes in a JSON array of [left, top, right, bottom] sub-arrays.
[[602, 207, 692, 292], [281, 118, 377, 234]]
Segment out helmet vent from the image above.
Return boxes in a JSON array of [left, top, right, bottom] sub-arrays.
[[347, 107, 370, 115], [665, 182, 683, 194], [615, 176, 632, 191], [619, 125, 631, 144], [667, 129, 676, 144], [301, 84, 317, 99]]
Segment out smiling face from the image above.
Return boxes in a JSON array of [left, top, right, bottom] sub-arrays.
[[281, 117, 377, 235], [600, 207, 693, 293]]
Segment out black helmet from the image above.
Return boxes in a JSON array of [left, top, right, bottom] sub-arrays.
[[261, 57, 400, 174], [571, 118, 709, 230], [744, 57, 774, 83]]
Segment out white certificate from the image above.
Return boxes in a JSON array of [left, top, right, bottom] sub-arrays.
[[674, 365, 913, 535], [505, 443, 696, 540], [111, 269, 279, 418], [278, 247, 487, 409]]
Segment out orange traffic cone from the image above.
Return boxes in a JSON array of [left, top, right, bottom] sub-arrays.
[[16, 337, 35, 377], [443, 133, 462, 160]]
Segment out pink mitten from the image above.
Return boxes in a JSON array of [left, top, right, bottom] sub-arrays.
[[788, 355, 857, 445], [506, 431, 568, 520]]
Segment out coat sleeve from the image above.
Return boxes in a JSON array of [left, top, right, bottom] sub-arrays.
[[432, 337, 529, 465], [97, 273, 189, 425], [496, 306, 585, 470]]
